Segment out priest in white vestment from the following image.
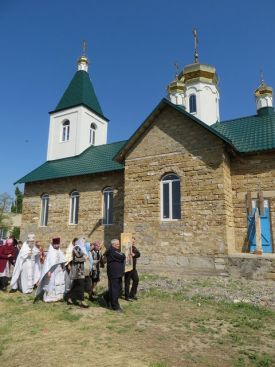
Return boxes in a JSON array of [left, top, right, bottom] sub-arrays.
[[36, 237, 66, 302], [10, 234, 40, 294]]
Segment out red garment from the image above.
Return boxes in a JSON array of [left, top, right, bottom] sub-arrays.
[[39, 247, 45, 264], [0, 245, 16, 273]]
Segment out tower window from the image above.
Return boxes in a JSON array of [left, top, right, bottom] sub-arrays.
[[102, 187, 113, 225], [69, 191, 79, 224], [189, 94, 197, 113], [161, 174, 181, 220], [61, 120, 70, 142], [90, 123, 97, 145], [40, 194, 49, 226]]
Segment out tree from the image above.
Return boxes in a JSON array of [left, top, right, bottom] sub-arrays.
[[10, 226, 20, 239], [0, 193, 12, 236], [11, 186, 23, 213]]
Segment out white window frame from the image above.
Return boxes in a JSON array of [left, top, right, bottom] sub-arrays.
[[61, 120, 70, 142], [160, 174, 181, 221], [69, 191, 79, 225], [102, 187, 113, 225], [89, 123, 97, 145], [40, 194, 49, 226]]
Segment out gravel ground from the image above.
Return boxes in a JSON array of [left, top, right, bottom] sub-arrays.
[[139, 274, 275, 308]]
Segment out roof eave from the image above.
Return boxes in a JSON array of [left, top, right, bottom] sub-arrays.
[[15, 166, 125, 185], [49, 103, 109, 122], [115, 98, 237, 162]]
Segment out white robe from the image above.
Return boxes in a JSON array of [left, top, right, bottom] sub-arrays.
[[36, 244, 66, 302], [10, 242, 40, 293]]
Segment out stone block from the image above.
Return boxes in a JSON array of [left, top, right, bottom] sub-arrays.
[[215, 264, 226, 270], [189, 256, 215, 269], [264, 273, 275, 280]]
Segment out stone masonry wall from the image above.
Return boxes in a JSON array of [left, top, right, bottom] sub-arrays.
[[231, 152, 275, 253], [21, 171, 124, 249], [222, 153, 236, 253], [123, 107, 235, 268]]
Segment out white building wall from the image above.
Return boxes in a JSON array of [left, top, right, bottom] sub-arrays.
[[256, 95, 273, 110], [168, 92, 185, 106], [47, 106, 108, 161], [185, 82, 220, 126]]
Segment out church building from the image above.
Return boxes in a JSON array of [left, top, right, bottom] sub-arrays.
[[16, 43, 275, 276]]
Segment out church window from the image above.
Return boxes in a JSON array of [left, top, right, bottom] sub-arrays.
[[69, 191, 79, 224], [189, 94, 197, 113], [161, 174, 181, 220], [102, 187, 113, 225], [40, 194, 49, 226], [90, 123, 97, 145], [61, 120, 70, 142]]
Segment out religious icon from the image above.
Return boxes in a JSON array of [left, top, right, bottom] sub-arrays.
[[120, 233, 133, 272]]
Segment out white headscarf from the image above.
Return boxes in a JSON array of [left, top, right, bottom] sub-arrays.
[[76, 238, 87, 255]]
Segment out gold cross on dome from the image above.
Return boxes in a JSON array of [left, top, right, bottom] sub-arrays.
[[192, 28, 199, 63], [260, 69, 264, 84], [82, 40, 87, 56], [174, 62, 179, 78]]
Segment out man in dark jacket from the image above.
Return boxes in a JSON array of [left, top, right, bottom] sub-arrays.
[[104, 238, 125, 312], [124, 236, 140, 301]]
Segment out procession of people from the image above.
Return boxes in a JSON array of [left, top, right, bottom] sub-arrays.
[[0, 233, 140, 313]]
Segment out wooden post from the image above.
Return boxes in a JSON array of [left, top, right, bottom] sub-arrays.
[[246, 192, 252, 216], [255, 207, 263, 255], [258, 191, 264, 216]]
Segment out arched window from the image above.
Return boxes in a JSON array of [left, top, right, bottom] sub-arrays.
[[102, 187, 113, 225], [69, 191, 79, 224], [40, 194, 49, 226], [61, 120, 70, 142], [89, 123, 97, 145], [161, 174, 181, 220], [189, 94, 197, 113]]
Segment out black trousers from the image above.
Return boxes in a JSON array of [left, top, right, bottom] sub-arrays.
[[0, 276, 8, 290], [124, 269, 139, 299], [70, 278, 85, 301], [106, 277, 122, 310]]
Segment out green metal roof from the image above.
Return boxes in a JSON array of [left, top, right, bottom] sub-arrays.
[[115, 99, 235, 162], [52, 70, 107, 120], [16, 141, 126, 184], [212, 107, 275, 153], [16, 101, 275, 185]]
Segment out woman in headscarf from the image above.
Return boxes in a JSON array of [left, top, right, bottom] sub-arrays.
[[84, 241, 93, 299], [66, 238, 89, 308], [90, 241, 103, 300], [64, 237, 77, 295]]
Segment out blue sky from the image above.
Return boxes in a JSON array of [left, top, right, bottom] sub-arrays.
[[1, 0, 275, 196]]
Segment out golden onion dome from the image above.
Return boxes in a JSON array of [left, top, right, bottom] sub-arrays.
[[77, 55, 89, 65], [181, 63, 218, 86], [166, 77, 185, 94], [254, 81, 273, 97]]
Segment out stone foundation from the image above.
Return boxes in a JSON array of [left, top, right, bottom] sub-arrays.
[[138, 253, 275, 280]]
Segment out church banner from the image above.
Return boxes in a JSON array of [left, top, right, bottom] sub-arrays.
[[121, 232, 133, 272]]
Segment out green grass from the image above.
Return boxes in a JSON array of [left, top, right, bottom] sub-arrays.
[[0, 278, 275, 367]]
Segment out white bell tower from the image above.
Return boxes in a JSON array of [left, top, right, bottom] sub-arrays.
[[47, 43, 108, 161]]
